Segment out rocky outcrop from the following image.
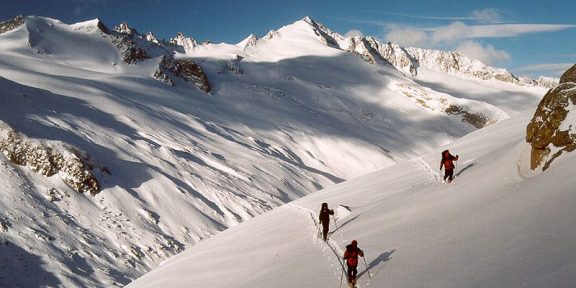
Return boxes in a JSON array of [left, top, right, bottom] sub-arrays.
[[170, 32, 198, 53], [263, 30, 278, 40], [111, 22, 150, 64], [0, 15, 24, 34], [154, 55, 211, 92], [445, 105, 489, 129], [344, 36, 392, 67], [145, 32, 159, 44], [560, 65, 576, 84], [367, 39, 416, 75], [114, 22, 137, 35], [237, 34, 257, 50], [301, 16, 342, 48], [526, 64, 576, 170], [0, 127, 101, 195]]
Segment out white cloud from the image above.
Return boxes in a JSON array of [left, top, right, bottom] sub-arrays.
[[344, 29, 364, 38], [515, 63, 574, 74], [470, 8, 502, 23], [380, 9, 575, 66], [455, 40, 510, 65], [385, 25, 428, 47], [468, 24, 576, 38], [426, 23, 576, 40], [431, 22, 470, 44]]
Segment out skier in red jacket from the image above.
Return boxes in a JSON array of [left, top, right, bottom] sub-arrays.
[[343, 240, 364, 287], [440, 149, 459, 183]]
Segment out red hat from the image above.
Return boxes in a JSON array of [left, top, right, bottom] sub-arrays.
[[351, 240, 358, 245]]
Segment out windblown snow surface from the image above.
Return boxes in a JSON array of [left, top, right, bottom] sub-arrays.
[[128, 113, 576, 288], [0, 16, 559, 287]]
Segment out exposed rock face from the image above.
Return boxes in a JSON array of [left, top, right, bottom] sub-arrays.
[[526, 64, 576, 170], [238, 34, 257, 50], [170, 32, 198, 53], [96, 19, 111, 34], [560, 64, 576, 84], [0, 128, 101, 195], [110, 22, 150, 64], [301, 16, 341, 48], [0, 15, 24, 34], [154, 55, 211, 92], [114, 22, 137, 35], [345, 36, 391, 67], [263, 30, 278, 40], [145, 32, 159, 44], [368, 39, 416, 75]]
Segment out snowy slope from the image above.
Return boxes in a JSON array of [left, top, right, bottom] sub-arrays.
[[0, 15, 551, 287], [127, 112, 576, 288]]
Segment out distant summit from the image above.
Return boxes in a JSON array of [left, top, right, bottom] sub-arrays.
[[267, 16, 557, 88]]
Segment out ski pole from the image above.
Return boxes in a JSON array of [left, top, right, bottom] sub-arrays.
[[339, 263, 344, 288], [332, 214, 338, 230], [362, 256, 372, 279]]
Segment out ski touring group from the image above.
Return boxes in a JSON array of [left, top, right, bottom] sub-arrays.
[[317, 150, 458, 288]]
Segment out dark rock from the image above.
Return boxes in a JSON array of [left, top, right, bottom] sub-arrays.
[[445, 105, 489, 129], [112, 35, 150, 64], [154, 55, 211, 92], [560, 64, 576, 84], [0, 129, 101, 195], [526, 66, 576, 170], [0, 15, 24, 34]]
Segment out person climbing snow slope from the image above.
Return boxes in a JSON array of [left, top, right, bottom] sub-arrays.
[[343, 240, 364, 288], [440, 149, 459, 183], [318, 202, 334, 241]]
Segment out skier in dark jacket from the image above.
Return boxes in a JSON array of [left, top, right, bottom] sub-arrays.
[[343, 240, 364, 287], [440, 149, 459, 183], [319, 202, 334, 241]]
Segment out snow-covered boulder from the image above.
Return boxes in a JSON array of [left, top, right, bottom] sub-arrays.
[[526, 64, 576, 170]]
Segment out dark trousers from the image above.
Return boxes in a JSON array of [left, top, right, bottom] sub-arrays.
[[347, 264, 358, 282], [444, 168, 454, 182], [322, 222, 329, 241]]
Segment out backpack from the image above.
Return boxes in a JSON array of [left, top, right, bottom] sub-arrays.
[[345, 245, 360, 266], [442, 150, 455, 170]]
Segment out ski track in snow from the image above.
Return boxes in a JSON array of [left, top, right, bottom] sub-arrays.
[[415, 156, 440, 183], [286, 203, 373, 287]]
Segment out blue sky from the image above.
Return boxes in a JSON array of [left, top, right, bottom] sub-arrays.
[[2, 0, 575, 78]]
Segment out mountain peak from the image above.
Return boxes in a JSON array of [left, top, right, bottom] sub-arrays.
[[300, 16, 316, 25], [170, 32, 198, 53], [114, 21, 138, 35], [237, 33, 258, 49]]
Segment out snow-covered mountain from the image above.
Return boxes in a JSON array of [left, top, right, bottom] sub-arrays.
[[0, 15, 554, 287]]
